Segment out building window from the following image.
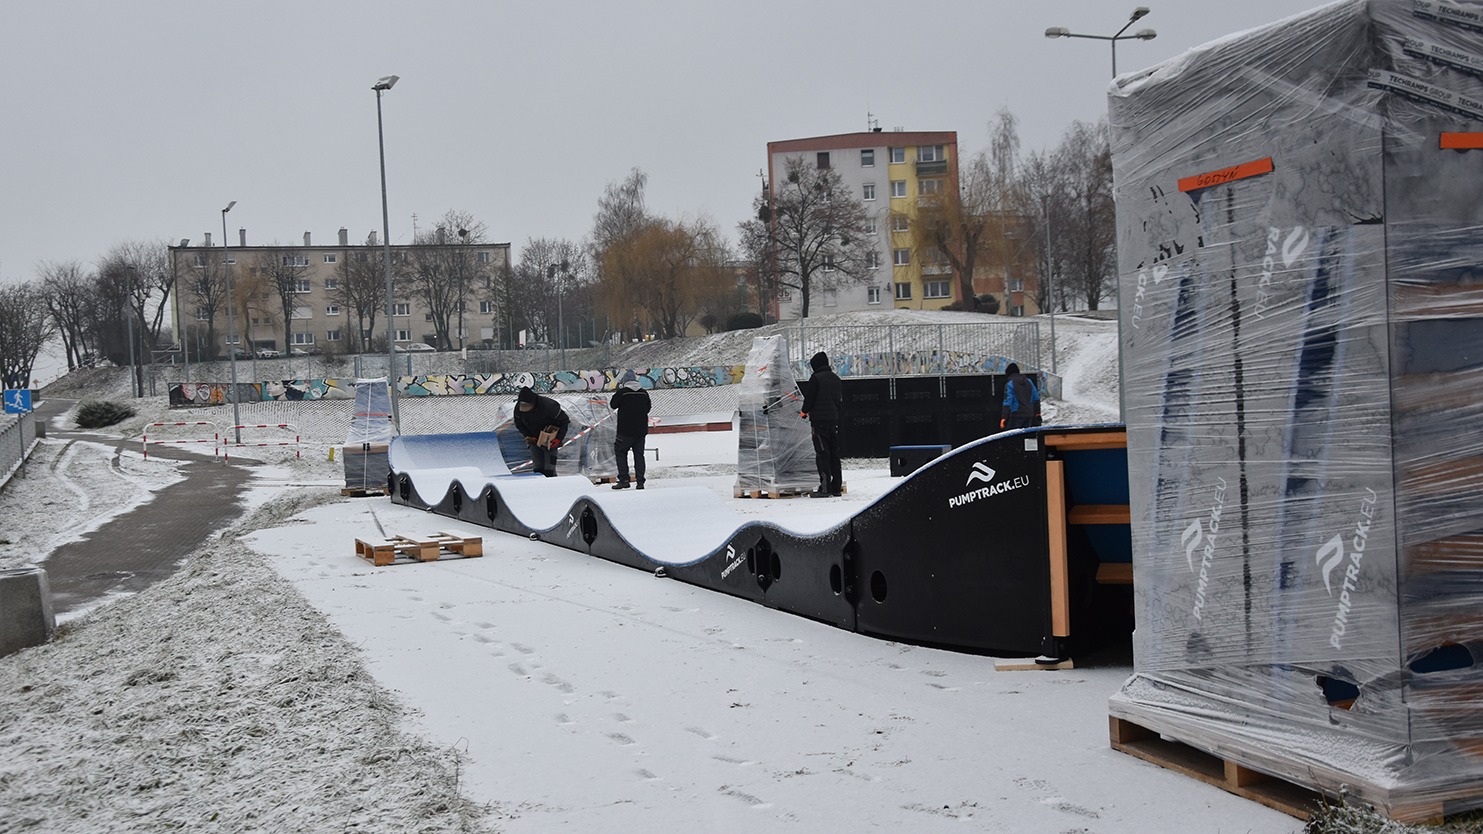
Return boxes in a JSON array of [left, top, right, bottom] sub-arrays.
[[292, 332, 315, 345], [251, 316, 267, 327], [323, 254, 337, 264], [192, 255, 205, 267], [326, 329, 341, 342], [356, 252, 369, 262], [394, 329, 410, 342], [1011, 305, 1025, 317], [325, 305, 341, 316], [891, 214, 909, 233], [480, 301, 495, 314], [292, 306, 312, 319], [292, 279, 312, 293], [890, 180, 907, 199], [323, 278, 338, 290], [823, 290, 837, 307], [865, 216, 877, 234], [394, 303, 410, 316], [890, 147, 906, 164], [424, 313, 434, 322], [918, 145, 945, 162], [893, 248, 911, 266], [924, 247, 947, 265], [924, 280, 951, 299], [226, 335, 241, 345], [195, 308, 210, 321], [862, 183, 876, 201], [361, 329, 372, 343], [867, 287, 882, 304], [282, 255, 310, 267], [919, 178, 941, 196], [822, 255, 836, 272], [865, 250, 881, 269], [817, 151, 831, 169], [894, 282, 912, 300], [1008, 277, 1024, 292], [861, 149, 875, 167], [478, 251, 492, 264]]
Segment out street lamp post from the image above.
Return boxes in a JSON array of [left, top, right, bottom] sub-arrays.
[[1046, 7, 1153, 421], [457, 228, 468, 352], [125, 266, 139, 398], [1045, 7, 1156, 78], [374, 74, 401, 428], [222, 201, 243, 444]]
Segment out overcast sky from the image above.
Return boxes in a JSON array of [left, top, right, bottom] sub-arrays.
[[1, 0, 1320, 282]]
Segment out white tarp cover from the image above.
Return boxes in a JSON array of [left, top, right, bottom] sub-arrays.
[[734, 336, 817, 495], [1109, 0, 1483, 817]]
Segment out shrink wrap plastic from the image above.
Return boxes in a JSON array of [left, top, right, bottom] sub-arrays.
[[490, 395, 615, 478], [1109, 0, 1483, 816], [343, 379, 397, 490], [735, 336, 817, 494]]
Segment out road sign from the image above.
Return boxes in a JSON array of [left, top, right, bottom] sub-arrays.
[[4, 389, 32, 414]]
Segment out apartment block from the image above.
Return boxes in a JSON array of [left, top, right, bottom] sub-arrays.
[[168, 227, 511, 356], [766, 129, 959, 317]]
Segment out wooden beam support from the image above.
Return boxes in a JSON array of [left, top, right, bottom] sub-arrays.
[[1046, 459, 1070, 638]]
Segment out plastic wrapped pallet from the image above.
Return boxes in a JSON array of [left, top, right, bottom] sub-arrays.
[[734, 336, 817, 496], [1108, 0, 1483, 820], [343, 379, 397, 491]]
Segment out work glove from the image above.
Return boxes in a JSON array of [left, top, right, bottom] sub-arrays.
[[800, 412, 808, 419], [1000, 419, 1006, 429]]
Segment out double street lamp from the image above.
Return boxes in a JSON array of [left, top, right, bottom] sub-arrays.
[[1046, 7, 1156, 78], [374, 74, 401, 428]]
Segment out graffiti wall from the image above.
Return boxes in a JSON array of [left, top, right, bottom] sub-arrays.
[[169, 366, 746, 408], [167, 359, 1065, 407]]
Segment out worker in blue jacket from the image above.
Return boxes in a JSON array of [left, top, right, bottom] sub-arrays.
[[1000, 363, 1041, 430]]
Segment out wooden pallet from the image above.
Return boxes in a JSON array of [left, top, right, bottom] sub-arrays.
[[733, 484, 849, 499], [341, 487, 388, 497], [588, 476, 618, 485], [1109, 716, 1326, 820], [354, 532, 483, 567]]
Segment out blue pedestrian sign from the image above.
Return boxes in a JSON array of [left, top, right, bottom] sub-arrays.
[[4, 389, 32, 414]]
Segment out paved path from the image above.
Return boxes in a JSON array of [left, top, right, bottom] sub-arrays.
[[34, 398, 255, 616]]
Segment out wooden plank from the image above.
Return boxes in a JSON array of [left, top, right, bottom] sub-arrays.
[[1068, 504, 1131, 525], [995, 658, 1075, 671], [1040, 431, 1127, 450], [1046, 460, 1070, 638], [1109, 716, 1155, 744], [1096, 563, 1134, 584]]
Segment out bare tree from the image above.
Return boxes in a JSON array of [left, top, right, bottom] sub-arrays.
[[748, 156, 872, 318], [407, 210, 488, 350], [513, 238, 587, 344], [38, 261, 96, 369], [332, 249, 385, 352], [1052, 119, 1116, 310], [252, 248, 311, 350], [179, 250, 230, 359], [0, 280, 55, 388]]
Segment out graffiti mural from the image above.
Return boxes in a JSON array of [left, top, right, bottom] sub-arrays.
[[168, 360, 1064, 407]]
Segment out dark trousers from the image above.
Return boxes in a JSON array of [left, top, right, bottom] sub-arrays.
[[1005, 415, 1034, 430], [615, 433, 646, 484], [812, 420, 842, 494], [532, 443, 559, 477]]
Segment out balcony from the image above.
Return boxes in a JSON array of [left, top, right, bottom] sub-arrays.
[[916, 160, 948, 177], [921, 264, 952, 275]]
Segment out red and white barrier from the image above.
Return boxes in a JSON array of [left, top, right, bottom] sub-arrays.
[[225, 423, 300, 462], [142, 421, 219, 459]]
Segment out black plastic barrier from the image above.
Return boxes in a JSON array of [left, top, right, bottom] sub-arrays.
[[389, 424, 1129, 657], [838, 374, 1035, 458]]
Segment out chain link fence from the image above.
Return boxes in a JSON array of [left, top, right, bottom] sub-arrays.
[[781, 320, 1042, 376]]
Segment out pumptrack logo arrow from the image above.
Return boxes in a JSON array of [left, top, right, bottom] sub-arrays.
[[966, 462, 996, 485]]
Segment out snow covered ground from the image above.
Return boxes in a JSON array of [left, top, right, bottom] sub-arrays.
[[0, 313, 1309, 832]]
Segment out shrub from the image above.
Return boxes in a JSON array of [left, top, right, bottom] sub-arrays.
[[726, 312, 764, 331], [75, 400, 136, 429], [976, 294, 1001, 315]]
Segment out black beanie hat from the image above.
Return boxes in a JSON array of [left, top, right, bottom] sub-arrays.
[[1005, 363, 1020, 376], [517, 386, 539, 403], [810, 351, 829, 371]]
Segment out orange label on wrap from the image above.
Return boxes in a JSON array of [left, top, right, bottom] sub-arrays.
[[1441, 132, 1483, 149], [1177, 157, 1274, 192]]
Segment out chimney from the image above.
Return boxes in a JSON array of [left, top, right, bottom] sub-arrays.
[[368, 230, 378, 247], [204, 231, 212, 247], [338, 227, 348, 246], [239, 228, 246, 247], [303, 231, 312, 247], [436, 226, 447, 244]]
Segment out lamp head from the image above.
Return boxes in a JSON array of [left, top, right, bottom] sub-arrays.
[[373, 75, 400, 91], [1134, 28, 1157, 39], [223, 200, 236, 214], [1131, 6, 1150, 21], [1045, 26, 1070, 38]]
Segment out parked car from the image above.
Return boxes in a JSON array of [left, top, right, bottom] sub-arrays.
[[226, 348, 248, 360], [521, 342, 551, 350], [255, 348, 282, 359], [289, 347, 323, 357], [394, 342, 437, 352]]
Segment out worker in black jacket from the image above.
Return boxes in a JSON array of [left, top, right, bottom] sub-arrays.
[[513, 386, 570, 477], [800, 351, 843, 497], [609, 372, 652, 490]]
